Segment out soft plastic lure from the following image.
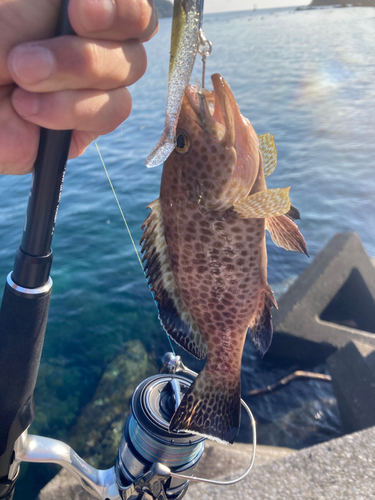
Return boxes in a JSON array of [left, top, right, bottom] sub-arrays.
[[145, 0, 202, 168]]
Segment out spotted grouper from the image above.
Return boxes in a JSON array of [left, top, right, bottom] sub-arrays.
[[141, 74, 307, 444]]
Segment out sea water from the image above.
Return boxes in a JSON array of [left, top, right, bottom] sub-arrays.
[[0, 6, 374, 497]]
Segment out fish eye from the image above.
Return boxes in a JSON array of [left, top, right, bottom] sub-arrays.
[[175, 131, 190, 155]]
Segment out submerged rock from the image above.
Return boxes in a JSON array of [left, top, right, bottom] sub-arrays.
[[68, 340, 157, 469], [256, 397, 342, 449]]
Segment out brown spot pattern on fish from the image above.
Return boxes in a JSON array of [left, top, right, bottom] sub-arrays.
[[141, 74, 307, 444], [140, 199, 208, 360]]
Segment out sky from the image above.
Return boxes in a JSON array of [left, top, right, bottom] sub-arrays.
[[204, 0, 311, 13]]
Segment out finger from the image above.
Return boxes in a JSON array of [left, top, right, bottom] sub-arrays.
[[68, 0, 159, 42], [0, 0, 59, 86], [11, 86, 132, 134], [0, 86, 39, 175], [7, 37, 146, 93], [69, 130, 99, 159]]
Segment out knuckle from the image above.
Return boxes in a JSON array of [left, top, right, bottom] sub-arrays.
[[82, 42, 102, 79], [120, 87, 132, 118], [127, 41, 147, 83], [103, 88, 132, 134], [136, 0, 157, 37], [137, 44, 147, 78]]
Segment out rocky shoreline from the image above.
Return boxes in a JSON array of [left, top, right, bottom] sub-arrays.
[[297, 0, 374, 9], [155, 0, 173, 18]]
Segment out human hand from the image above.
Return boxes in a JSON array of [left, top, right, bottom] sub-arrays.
[[0, 0, 158, 175]]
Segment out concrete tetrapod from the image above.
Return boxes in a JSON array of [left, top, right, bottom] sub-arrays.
[[327, 340, 375, 434], [267, 232, 375, 363]]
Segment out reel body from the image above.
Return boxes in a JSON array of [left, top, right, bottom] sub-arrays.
[[116, 374, 204, 499], [8, 354, 254, 499]]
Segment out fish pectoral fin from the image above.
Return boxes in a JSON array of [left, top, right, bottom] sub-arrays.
[[233, 188, 291, 219], [248, 287, 277, 357], [141, 199, 208, 360], [266, 215, 309, 256], [258, 133, 277, 178], [169, 366, 241, 444]]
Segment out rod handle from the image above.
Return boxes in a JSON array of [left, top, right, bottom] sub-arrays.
[[0, 281, 51, 484]]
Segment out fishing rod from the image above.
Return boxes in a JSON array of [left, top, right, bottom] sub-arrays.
[[0, 1, 256, 499], [0, 0, 74, 498]]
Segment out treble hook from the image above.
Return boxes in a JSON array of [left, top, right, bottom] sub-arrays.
[[197, 0, 212, 89]]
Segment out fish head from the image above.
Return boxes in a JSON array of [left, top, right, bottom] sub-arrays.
[[169, 73, 261, 212]]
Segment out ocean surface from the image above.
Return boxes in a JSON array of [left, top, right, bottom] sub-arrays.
[[1, 5, 374, 498]]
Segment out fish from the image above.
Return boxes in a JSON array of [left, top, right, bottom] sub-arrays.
[[140, 74, 308, 444], [145, 0, 202, 168]]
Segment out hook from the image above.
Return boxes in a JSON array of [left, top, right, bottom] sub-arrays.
[[198, 29, 212, 89]]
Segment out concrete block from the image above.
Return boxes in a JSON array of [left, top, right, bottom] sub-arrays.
[[185, 426, 375, 500], [267, 232, 375, 363], [327, 341, 375, 434]]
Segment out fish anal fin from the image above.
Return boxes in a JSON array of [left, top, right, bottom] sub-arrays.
[[258, 133, 277, 178], [141, 199, 208, 360], [248, 287, 276, 357], [170, 366, 240, 444], [266, 214, 309, 256], [233, 188, 291, 219]]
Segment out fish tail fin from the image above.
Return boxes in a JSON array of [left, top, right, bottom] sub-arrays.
[[169, 365, 240, 444]]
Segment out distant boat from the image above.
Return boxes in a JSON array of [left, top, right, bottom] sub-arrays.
[[254, 4, 257, 10]]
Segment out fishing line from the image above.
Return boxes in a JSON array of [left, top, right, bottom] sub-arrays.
[[92, 136, 176, 355], [93, 138, 143, 270]]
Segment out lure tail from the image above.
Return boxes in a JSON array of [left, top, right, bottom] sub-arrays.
[[169, 365, 241, 444], [145, 130, 175, 168]]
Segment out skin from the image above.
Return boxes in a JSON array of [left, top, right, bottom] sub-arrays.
[[0, 0, 158, 175]]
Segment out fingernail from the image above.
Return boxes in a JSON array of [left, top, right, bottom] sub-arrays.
[[79, 0, 116, 32], [12, 90, 40, 117], [9, 45, 55, 85]]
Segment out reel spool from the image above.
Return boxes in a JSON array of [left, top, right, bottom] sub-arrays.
[[116, 374, 204, 500]]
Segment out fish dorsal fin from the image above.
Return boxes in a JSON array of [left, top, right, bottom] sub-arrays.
[[266, 214, 309, 256], [258, 133, 277, 178], [233, 188, 291, 219], [140, 199, 208, 360], [247, 286, 277, 357]]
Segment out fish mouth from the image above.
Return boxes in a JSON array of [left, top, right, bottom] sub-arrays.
[[184, 74, 241, 147], [182, 74, 259, 211]]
